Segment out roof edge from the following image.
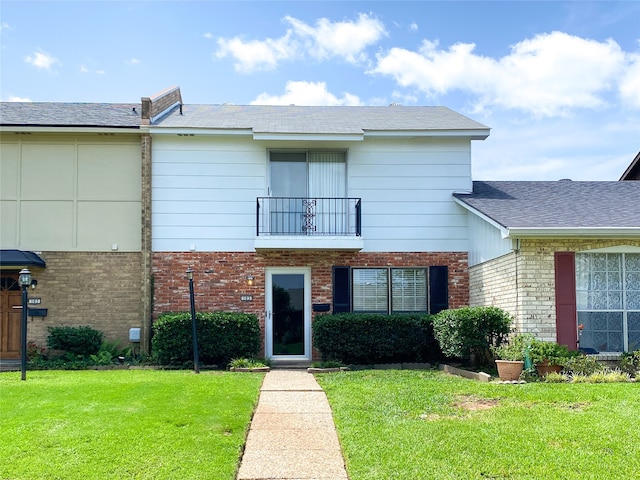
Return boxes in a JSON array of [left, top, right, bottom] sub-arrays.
[[506, 227, 640, 238]]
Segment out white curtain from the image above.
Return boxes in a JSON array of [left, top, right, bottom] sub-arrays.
[[308, 152, 346, 234]]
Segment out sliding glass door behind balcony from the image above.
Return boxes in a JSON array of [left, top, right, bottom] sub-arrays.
[[269, 151, 346, 235]]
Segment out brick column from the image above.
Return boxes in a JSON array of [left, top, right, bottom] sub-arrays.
[[140, 133, 153, 352]]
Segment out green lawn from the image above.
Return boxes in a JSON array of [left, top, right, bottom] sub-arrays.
[[0, 370, 263, 480], [317, 369, 640, 480]]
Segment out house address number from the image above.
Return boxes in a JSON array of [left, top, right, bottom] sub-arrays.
[[28, 298, 41, 305]]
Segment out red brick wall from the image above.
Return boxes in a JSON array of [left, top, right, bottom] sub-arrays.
[[152, 250, 468, 358]]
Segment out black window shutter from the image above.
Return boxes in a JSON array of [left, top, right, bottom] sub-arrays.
[[332, 266, 351, 313], [429, 266, 448, 314]]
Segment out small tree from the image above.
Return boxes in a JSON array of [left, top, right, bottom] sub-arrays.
[[432, 306, 512, 365]]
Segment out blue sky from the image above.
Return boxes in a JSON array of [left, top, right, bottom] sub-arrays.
[[1, 1, 639, 181]]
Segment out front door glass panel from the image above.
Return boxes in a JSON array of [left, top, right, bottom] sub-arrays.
[[272, 273, 305, 356]]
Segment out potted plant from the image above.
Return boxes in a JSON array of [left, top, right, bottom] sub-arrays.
[[492, 333, 533, 381], [529, 340, 572, 376]]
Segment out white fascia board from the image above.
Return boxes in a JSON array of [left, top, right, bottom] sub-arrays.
[[0, 126, 139, 134], [452, 197, 509, 237], [252, 133, 364, 141], [506, 227, 640, 238], [145, 127, 253, 136], [364, 129, 490, 140]]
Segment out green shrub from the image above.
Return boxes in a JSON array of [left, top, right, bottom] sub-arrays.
[[563, 354, 606, 376], [312, 313, 439, 364], [620, 350, 640, 377], [432, 306, 512, 365], [46, 325, 104, 356], [152, 312, 260, 366], [529, 339, 577, 365]]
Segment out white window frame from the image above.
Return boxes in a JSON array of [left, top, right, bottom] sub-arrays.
[[576, 252, 640, 353]]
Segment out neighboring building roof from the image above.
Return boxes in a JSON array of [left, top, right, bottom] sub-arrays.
[[151, 104, 490, 138], [620, 151, 640, 180], [454, 180, 640, 236], [0, 102, 141, 128]]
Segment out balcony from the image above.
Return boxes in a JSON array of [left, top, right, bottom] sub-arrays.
[[254, 197, 363, 251]]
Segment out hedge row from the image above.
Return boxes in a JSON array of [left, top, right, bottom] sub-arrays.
[[151, 312, 260, 366], [312, 313, 441, 364]]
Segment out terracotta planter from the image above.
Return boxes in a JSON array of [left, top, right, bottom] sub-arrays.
[[495, 360, 524, 381], [535, 361, 562, 377]]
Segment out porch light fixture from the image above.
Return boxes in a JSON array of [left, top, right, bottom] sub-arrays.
[[186, 267, 200, 373], [246, 275, 254, 286], [18, 268, 32, 381]]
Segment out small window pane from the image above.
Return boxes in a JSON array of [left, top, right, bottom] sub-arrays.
[[391, 268, 427, 313], [578, 311, 624, 352], [352, 269, 388, 313]]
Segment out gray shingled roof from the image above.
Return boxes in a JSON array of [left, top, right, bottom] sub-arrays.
[[153, 104, 489, 134], [454, 181, 640, 228], [0, 102, 141, 128]]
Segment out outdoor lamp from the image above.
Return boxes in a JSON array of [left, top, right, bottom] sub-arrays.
[[186, 268, 194, 281], [19, 268, 31, 381], [246, 274, 254, 286], [19, 268, 32, 288]]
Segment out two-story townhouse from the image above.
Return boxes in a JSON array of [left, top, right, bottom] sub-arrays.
[[0, 102, 148, 358], [146, 91, 490, 363]]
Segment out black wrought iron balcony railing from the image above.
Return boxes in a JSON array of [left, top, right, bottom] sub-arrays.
[[257, 197, 361, 236]]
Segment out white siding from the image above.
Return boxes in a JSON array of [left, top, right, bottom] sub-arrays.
[[152, 136, 265, 251], [467, 213, 513, 266], [152, 135, 474, 252], [349, 138, 471, 252]]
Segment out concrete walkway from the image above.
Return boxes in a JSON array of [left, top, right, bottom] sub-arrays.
[[237, 369, 349, 480]]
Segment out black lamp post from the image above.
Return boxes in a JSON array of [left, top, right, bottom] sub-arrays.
[[18, 268, 31, 381], [186, 268, 200, 374]]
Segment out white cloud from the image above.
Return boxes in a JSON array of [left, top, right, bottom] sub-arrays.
[[619, 51, 640, 108], [1, 22, 12, 32], [283, 13, 386, 63], [251, 80, 362, 106], [6, 95, 31, 102], [203, 32, 213, 40], [409, 22, 418, 32], [215, 13, 386, 73], [80, 65, 89, 73], [125, 58, 140, 66], [371, 31, 632, 116], [215, 30, 296, 73], [24, 50, 60, 70]]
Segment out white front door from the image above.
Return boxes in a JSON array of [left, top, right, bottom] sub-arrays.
[[265, 267, 311, 361]]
